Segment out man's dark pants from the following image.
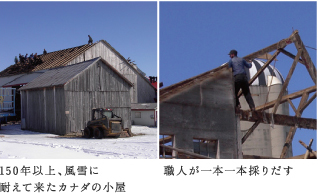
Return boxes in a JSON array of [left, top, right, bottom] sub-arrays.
[[234, 73, 255, 110]]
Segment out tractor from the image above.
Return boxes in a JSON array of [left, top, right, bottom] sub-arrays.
[[83, 108, 131, 139]]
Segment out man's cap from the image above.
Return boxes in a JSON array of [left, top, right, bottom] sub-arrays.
[[228, 50, 237, 55]]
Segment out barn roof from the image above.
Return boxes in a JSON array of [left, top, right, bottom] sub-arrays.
[[0, 39, 140, 77], [19, 57, 133, 91], [1, 70, 47, 87], [0, 43, 96, 77], [0, 74, 24, 87]]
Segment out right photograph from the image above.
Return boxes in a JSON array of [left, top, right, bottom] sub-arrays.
[[159, 2, 317, 159]]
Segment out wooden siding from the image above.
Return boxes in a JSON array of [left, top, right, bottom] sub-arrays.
[[137, 73, 156, 103], [65, 91, 131, 132], [64, 60, 131, 133], [21, 59, 131, 135], [21, 87, 66, 135], [66, 41, 154, 103]]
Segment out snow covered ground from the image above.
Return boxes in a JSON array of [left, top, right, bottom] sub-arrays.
[[0, 124, 157, 159]]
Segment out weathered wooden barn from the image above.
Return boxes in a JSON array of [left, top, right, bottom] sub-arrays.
[[19, 57, 133, 135], [0, 39, 156, 104]]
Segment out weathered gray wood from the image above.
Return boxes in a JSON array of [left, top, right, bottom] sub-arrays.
[[280, 92, 309, 158], [302, 139, 313, 159], [238, 49, 281, 97], [271, 49, 302, 114], [63, 61, 132, 133], [240, 110, 316, 130], [279, 48, 305, 65], [300, 92, 316, 113], [22, 59, 132, 135], [293, 32, 317, 84], [241, 120, 261, 144], [243, 30, 297, 61], [255, 86, 316, 111], [299, 139, 317, 158], [66, 41, 155, 103], [287, 98, 297, 114]]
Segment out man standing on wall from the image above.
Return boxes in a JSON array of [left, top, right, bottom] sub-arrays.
[[227, 49, 255, 112]]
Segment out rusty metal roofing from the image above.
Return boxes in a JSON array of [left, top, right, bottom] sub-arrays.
[[160, 65, 229, 102], [0, 42, 96, 77]]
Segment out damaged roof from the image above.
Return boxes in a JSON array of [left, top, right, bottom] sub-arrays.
[[0, 39, 138, 77], [0, 43, 95, 77]]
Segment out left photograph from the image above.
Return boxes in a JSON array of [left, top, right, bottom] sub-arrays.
[[0, 2, 157, 159]]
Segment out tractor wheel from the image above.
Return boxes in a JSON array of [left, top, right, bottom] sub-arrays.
[[84, 127, 93, 138], [94, 128, 103, 139]]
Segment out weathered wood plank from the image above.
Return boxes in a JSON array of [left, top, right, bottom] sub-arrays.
[[242, 30, 297, 61], [271, 49, 302, 114], [240, 110, 316, 130], [238, 49, 281, 98], [299, 139, 317, 158], [255, 86, 316, 111], [293, 32, 317, 84], [241, 120, 261, 144]]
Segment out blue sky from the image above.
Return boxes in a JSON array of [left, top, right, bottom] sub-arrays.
[[160, 1, 317, 156], [0, 1, 157, 77]]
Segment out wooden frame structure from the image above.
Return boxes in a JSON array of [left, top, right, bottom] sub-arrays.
[[160, 30, 317, 159], [239, 30, 316, 159]]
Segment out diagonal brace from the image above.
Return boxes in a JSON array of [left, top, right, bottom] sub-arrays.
[[271, 49, 302, 114]]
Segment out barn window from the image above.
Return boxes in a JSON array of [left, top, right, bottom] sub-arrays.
[[135, 112, 141, 118], [193, 138, 218, 158]]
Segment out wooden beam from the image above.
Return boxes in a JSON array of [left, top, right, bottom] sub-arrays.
[[279, 48, 305, 65], [160, 145, 212, 159], [238, 49, 281, 97], [299, 139, 317, 158], [280, 92, 309, 158], [271, 49, 302, 114], [298, 92, 309, 116], [303, 139, 313, 159], [300, 92, 317, 113], [293, 31, 317, 84], [238, 31, 299, 98], [240, 110, 316, 130], [287, 98, 297, 114], [281, 126, 297, 159], [241, 120, 261, 144], [256, 85, 316, 111], [243, 30, 297, 61]]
